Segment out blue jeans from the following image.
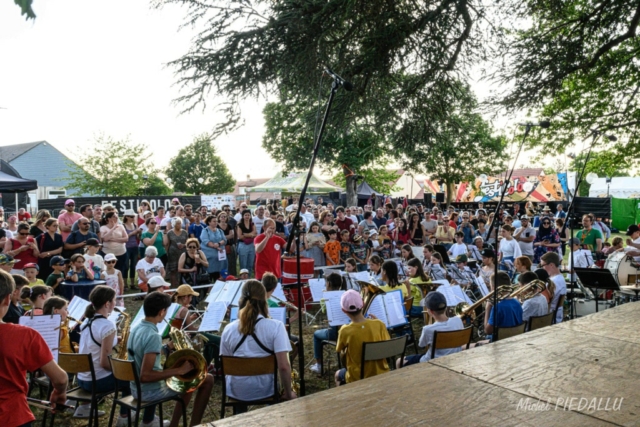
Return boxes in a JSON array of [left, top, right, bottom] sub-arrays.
[[314, 326, 339, 360], [131, 385, 181, 423], [237, 243, 255, 276], [77, 375, 150, 417], [124, 246, 139, 279]]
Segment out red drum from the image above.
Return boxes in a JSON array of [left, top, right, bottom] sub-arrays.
[[282, 257, 315, 284]]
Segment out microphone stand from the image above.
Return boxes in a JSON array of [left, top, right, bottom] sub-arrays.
[[284, 77, 347, 396], [486, 124, 534, 340], [563, 130, 603, 319]]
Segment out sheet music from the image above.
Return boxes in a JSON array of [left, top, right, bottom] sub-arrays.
[[308, 279, 326, 302], [20, 314, 62, 361], [198, 301, 228, 332], [366, 296, 389, 327], [437, 285, 467, 306], [67, 296, 90, 329], [323, 291, 350, 326], [272, 283, 287, 302], [108, 307, 124, 324], [382, 290, 407, 328], [451, 285, 473, 305], [269, 307, 287, 325], [205, 280, 227, 304], [431, 279, 451, 287], [475, 277, 489, 297], [131, 303, 179, 336], [130, 306, 147, 331], [216, 281, 243, 305], [411, 246, 425, 262]]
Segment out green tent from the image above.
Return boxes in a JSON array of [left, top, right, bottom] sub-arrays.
[[611, 197, 640, 231], [245, 172, 339, 194]]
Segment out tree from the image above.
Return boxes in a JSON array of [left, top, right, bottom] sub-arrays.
[[14, 0, 35, 20], [570, 147, 637, 196], [494, 0, 640, 155], [63, 134, 169, 197], [391, 80, 507, 204], [332, 163, 401, 199], [165, 134, 235, 195]]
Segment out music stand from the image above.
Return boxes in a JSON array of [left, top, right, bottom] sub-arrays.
[[574, 268, 620, 313], [433, 244, 451, 264]]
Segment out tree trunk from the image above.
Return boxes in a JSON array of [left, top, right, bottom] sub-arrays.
[[346, 175, 358, 207], [446, 181, 456, 205]]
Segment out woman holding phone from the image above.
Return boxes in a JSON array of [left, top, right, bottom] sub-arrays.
[[532, 218, 561, 264]]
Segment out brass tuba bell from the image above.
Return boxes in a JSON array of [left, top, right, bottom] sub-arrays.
[[164, 325, 208, 393]]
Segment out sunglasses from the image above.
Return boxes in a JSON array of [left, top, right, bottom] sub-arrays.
[[19, 232, 29, 236], [149, 221, 157, 224], [67, 204, 75, 206], [542, 222, 551, 225], [106, 260, 117, 264]]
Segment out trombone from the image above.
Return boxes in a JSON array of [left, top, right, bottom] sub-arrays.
[[510, 279, 547, 302], [455, 285, 514, 326]]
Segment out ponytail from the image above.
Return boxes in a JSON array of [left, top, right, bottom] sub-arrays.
[[238, 280, 269, 335], [84, 285, 116, 319], [21, 285, 49, 303]]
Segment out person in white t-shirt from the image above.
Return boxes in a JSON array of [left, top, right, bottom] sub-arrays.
[[135, 246, 166, 292], [624, 224, 640, 261], [517, 272, 549, 327], [498, 225, 522, 278], [345, 207, 359, 226], [448, 232, 468, 259], [567, 237, 594, 282], [539, 252, 566, 323], [514, 216, 535, 261], [297, 204, 315, 230], [398, 291, 464, 367], [220, 280, 296, 410], [252, 206, 267, 234], [421, 213, 438, 238], [234, 202, 248, 222]]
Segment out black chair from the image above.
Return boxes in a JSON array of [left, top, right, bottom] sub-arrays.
[[108, 357, 187, 427]]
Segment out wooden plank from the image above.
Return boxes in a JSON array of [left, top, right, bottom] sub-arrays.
[[557, 301, 640, 344], [431, 327, 640, 426], [208, 363, 613, 427]]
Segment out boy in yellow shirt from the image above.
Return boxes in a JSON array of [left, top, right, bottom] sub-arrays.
[[23, 263, 45, 286], [335, 290, 390, 386]]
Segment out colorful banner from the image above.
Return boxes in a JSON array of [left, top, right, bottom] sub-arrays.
[[423, 173, 569, 203]]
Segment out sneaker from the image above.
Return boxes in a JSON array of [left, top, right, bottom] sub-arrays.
[[309, 363, 322, 374], [141, 415, 170, 427], [115, 411, 138, 427], [73, 403, 105, 418]]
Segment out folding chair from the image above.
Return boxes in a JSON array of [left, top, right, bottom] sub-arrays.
[[430, 326, 473, 360], [360, 335, 408, 380], [108, 357, 187, 427], [220, 355, 279, 418], [51, 353, 114, 427], [528, 312, 554, 331], [553, 295, 566, 324], [495, 323, 526, 341]]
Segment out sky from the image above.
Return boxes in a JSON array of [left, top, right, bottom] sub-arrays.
[[0, 1, 563, 186]]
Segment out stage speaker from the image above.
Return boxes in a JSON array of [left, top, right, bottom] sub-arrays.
[[573, 197, 611, 219], [329, 191, 340, 200], [435, 192, 445, 203], [424, 193, 432, 208]]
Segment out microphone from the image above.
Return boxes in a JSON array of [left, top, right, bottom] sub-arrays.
[[518, 121, 551, 129], [323, 66, 354, 91]]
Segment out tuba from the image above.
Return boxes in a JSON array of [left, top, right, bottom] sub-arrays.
[[113, 307, 131, 360], [510, 279, 547, 302], [164, 326, 208, 393], [455, 285, 514, 326], [359, 281, 386, 315]]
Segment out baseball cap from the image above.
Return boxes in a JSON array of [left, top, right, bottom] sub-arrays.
[[455, 254, 468, 263], [65, 199, 75, 206], [148, 276, 171, 289], [49, 255, 69, 266], [86, 238, 102, 247], [340, 290, 363, 312], [23, 262, 39, 270], [0, 254, 16, 265], [175, 284, 199, 297], [239, 268, 249, 275], [569, 237, 580, 245], [425, 291, 447, 311], [104, 253, 117, 262], [480, 248, 495, 258], [626, 224, 639, 236]]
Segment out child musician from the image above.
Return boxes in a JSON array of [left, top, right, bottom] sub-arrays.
[[43, 296, 73, 354], [309, 273, 344, 374]]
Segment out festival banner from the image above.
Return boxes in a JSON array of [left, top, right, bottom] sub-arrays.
[[423, 173, 569, 203]]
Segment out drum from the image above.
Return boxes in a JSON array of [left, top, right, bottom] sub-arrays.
[[605, 252, 640, 287]]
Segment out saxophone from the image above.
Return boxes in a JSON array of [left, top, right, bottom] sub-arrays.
[[113, 307, 131, 359]]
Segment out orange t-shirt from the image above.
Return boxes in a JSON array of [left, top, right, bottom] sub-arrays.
[[324, 240, 341, 265]]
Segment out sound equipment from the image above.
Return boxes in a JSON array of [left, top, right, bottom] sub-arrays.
[[329, 191, 340, 200], [435, 193, 445, 203], [572, 197, 611, 220], [424, 193, 432, 209]]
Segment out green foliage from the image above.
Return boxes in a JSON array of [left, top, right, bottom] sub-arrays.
[[165, 134, 235, 195], [14, 0, 35, 20], [63, 134, 169, 197], [331, 164, 401, 196], [570, 146, 637, 196], [495, 0, 640, 153]]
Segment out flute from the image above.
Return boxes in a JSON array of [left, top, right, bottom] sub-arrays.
[[270, 295, 315, 322]]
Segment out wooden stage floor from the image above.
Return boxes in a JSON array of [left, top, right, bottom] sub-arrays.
[[206, 302, 640, 427]]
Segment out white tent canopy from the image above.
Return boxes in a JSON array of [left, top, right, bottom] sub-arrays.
[[589, 177, 640, 199]]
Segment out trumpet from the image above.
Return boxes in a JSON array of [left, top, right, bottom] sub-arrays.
[[510, 279, 547, 302], [113, 307, 131, 360], [455, 285, 514, 325]]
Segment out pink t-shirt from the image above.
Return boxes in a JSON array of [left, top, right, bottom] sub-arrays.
[[58, 211, 83, 241]]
